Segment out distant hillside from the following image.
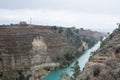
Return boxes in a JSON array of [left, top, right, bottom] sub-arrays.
[[76, 26, 120, 80], [0, 23, 104, 80]]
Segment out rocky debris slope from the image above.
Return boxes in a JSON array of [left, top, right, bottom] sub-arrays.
[[77, 27, 120, 80], [0, 24, 103, 80]]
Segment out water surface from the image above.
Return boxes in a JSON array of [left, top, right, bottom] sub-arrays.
[[42, 41, 101, 80]]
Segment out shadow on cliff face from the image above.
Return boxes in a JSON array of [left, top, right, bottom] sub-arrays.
[[0, 72, 3, 79], [16, 71, 32, 80]]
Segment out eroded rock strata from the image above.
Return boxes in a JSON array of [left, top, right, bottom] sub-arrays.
[[77, 27, 120, 80], [0, 24, 103, 80]]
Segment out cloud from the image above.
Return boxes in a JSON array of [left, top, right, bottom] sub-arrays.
[[0, 9, 119, 32], [0, 0, 120, 15], [0, 0, 119, 32]]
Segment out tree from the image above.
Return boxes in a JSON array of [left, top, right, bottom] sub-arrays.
[[61, 72, 73, 80], [71, 61, 81, 78], [60, 61, 81, 80], [64, 53, 74, 61], [80, 28, 84, 31], [58, 27, 63, 33]]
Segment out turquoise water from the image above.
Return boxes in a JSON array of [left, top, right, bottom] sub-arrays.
[[42, 41, 101, 80]]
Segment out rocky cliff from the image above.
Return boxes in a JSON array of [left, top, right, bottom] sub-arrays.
[[0, 23, 103, 80], [77, 27, 120, 80]]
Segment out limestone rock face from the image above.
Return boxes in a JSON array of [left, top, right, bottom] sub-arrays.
[[76, 28, 120, 80], [0, 25, 103, 80], [31, 36, 47, 64], [0, 26, 67, 80]]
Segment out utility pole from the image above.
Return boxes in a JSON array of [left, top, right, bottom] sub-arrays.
[[30, 17, 32, 26]]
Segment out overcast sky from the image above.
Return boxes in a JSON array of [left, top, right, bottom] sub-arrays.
[[0, 0, 120, 32]]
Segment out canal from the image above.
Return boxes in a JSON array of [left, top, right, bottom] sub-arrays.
[[42, 41, 101, 80]]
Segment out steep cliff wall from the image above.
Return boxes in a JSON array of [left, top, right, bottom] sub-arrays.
[[0, 24, 103, 80], [77, 27, 120, 80]]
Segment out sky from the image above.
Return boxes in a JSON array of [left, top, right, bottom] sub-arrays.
[[0, 0, 120, 32]]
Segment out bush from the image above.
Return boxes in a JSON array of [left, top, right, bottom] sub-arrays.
[[64, 53, 74, 61], [51, 26, 57, 30], [66, 28, 74, 38], [92, 65, 100, 77], [66, 28, 82, 48], [71, 61, 81, 78], [115, 47, 120, 54], [100, 40, 105, 48], [58, 27, 63, 33], [82, 37, 96, 48], [75, 51, 83, 56], [60, 72, 73, 80], [115, 23, 120, 33]]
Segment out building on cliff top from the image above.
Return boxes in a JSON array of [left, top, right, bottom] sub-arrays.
[[19, 21, 28, 26]]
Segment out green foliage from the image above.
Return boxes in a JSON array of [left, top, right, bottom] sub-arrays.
[[60, 61, 81, 80], [0, 57, 2, 62], [58, 27, 63, 33], [100, 36, 103, 41], [75, 29, 79, 34], [51, 26, 57, 30], [91, 51, 96, 56], [64, 53, 74, 61], [75, 36, 82, 48], [61, 72, 73, 80], [18, 71, 25, 80], [100, 40, 105, 48], [0, 54, 2, 62], [66, 28, 82, 48], [66, 28, 74, 38], [80, 28, 84, 31], [71, 61, 81, 78], [75, 51, 83, 56], [82, 37, 95, 48], [0, 53, 3, 65], [116, 28, 120, 33], [115, 23, 120, 33], [2, 72, 19, 80], [92, 65, 100, 77], [65, 27, 96, 49]]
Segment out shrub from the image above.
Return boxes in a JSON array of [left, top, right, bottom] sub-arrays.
[[58, 27, 63, 33], [71, 61, 81, 78], [115, 47, 120, 54], [92, 65, 100, 77], [64, 53, 74, 61], [51, 26, 57, 30], [60, 72, 73, 80], [82, 37, 96, 48], [75, 51, 83, 56], [100, 40, 105, 48]]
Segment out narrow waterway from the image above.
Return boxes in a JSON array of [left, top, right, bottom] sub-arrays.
[[42, 41, 101, 80]]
